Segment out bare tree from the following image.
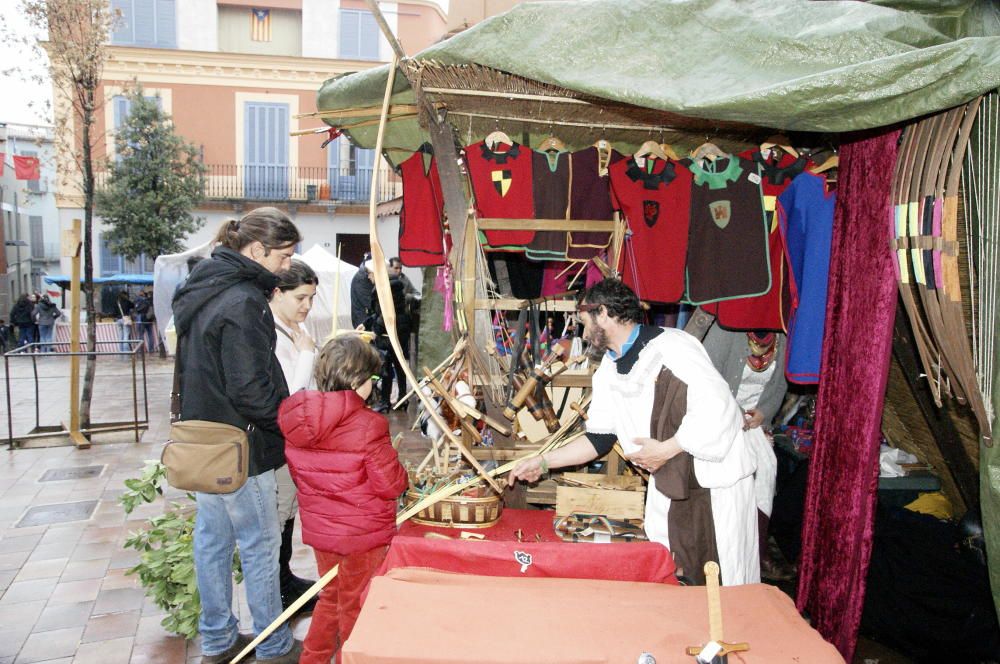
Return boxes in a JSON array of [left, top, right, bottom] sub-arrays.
[[18, 0, 117, 431]]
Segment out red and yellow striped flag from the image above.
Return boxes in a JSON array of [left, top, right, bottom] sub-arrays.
[[250, 8, 271, 42]]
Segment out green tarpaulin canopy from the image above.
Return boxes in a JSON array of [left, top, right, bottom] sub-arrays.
[[317, 0, 1000, 152]]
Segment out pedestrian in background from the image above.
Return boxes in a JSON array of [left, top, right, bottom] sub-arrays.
[[115, 291, 135, 353], [33, 295, 62, 353], [9, 294, 35, 350]]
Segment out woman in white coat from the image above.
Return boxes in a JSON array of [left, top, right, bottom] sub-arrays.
[[271, 259, 320, 611]]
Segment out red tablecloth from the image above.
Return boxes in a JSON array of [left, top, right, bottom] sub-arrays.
[[343, 567, 846, 664], [379, 508, 677, 584]]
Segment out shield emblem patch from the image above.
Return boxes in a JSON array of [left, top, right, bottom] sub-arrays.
[[710, 200, 732, 229], [491, 169, 512, 197], [643, 200, 660, 227]]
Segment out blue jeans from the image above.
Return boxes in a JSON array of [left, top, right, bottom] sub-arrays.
[[17, 326, 33, 350], [115, 318, 133, 353], [38, 324, 54, 352], [194, 470, 292, 659]]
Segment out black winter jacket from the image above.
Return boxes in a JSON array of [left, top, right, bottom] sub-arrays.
[[172, 246, 288, 476]]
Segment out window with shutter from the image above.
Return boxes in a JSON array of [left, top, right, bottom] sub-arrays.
[[111, 0, 175, 48], [360, 11, 379, 60], [244, 102, 289, 200], [111, 0, 134, 44], [29, 217, 44, 258], [339, 9, 360, 58]]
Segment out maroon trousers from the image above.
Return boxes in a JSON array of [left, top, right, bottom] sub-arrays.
[[300, 545, 388, 664]]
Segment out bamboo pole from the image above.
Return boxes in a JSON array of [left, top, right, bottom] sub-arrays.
[[331, 243, 342, 337]]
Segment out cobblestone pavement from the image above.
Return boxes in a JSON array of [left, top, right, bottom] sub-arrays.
[[0, 353, 421, 663]]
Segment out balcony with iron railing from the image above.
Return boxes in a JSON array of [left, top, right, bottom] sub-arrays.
[[96, 164, 402, 205]]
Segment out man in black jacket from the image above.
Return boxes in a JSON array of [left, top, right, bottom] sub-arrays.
[[172, 207, 302, 664]]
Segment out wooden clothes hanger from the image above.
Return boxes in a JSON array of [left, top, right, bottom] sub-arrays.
[[537, 135, 566, 152], [594, 138, 613, 175], [659, 142, 680, 160], [690, 141, 729, 164], [810, 155, 839, 174], [635, 140, 670, 161], [760, 134, 799, 159], [485, 129, 513, 150]]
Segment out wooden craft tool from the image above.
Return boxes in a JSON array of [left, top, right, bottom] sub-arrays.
[[685, 562, 749, 662]]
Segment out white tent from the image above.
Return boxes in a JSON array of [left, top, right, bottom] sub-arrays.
[[152, 240, 214, 350], [299, 244, 358, 344]]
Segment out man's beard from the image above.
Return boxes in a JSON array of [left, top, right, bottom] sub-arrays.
[[585, 325, 609, 359]]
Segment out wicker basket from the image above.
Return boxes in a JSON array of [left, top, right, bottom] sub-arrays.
[[407, 488, 503, 529]]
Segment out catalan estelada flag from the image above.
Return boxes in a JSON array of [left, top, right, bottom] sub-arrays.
[[251, 8, 271, 42]]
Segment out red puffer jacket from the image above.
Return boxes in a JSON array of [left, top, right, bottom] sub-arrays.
[[278, 390, 408, 555]]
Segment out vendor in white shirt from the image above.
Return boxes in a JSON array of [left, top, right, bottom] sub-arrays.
[[270, 259, 319, 612]]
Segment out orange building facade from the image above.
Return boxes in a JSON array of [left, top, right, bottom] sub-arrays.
[[55, 0, 448, 275]]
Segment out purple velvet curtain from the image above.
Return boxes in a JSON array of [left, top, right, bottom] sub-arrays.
[[796, 127, 901, 661]]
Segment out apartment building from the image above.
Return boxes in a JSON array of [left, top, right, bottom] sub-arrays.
[[55, 0, 448, 277], [1, 123, 59, 314]]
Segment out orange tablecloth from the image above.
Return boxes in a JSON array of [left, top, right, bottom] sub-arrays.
[[343, 568, 845, 664]]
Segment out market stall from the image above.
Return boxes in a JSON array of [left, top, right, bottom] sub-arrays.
[[300, 0, 1000, 661]]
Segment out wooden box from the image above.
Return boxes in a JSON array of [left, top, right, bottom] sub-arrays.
[[555, 473, 645, 521]]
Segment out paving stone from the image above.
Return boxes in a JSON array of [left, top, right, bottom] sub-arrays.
[[0, 577, 59, 605], [34, 601, 96, 632], [25, 544, 72, 564], [128, 639, 186, 664], [92, 588, 145, 614], [0, 627, 31, 657], [13, 626, 84, 664], [80, 610, 140, 644], [60, 560, 110, 583], [14, 558, 69, 582], [100, 569, 139, 591], [70, 636, 133, 664], [70, 543, 117, 562], [48, 579, 103, 606], [0, 535, 43, 554], [0, 551, 32, 572]]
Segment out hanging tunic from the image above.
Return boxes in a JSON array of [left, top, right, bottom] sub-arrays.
[[586, 326, 760, 586], [464, 141, 535, 250], [398, 149, 448, 267], [566, 147, 625, 261], [778, 172, 836, 384], [685, 156, 770, 305], [610, 157, 692, 304], [707, 150, 810, 330], [526, 149, 571, 261]]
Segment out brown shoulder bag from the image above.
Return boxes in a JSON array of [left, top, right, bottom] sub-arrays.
[[161, 336, 250, 494]]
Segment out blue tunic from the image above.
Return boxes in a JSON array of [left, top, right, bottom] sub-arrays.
[[778, 172, 836, 384]]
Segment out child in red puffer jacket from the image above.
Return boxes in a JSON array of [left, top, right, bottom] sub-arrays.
[[278, 334, 408, 664]]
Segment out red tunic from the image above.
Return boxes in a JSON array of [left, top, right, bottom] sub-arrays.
[[709, 150, 811, 330], [464, 141, 535, 249], [610, 156, 692, 303], [398, 149, 447, 267]]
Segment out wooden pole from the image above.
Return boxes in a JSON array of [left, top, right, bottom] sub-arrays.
[[331, 242, 342, 336], [65, 220, 88, 449]]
